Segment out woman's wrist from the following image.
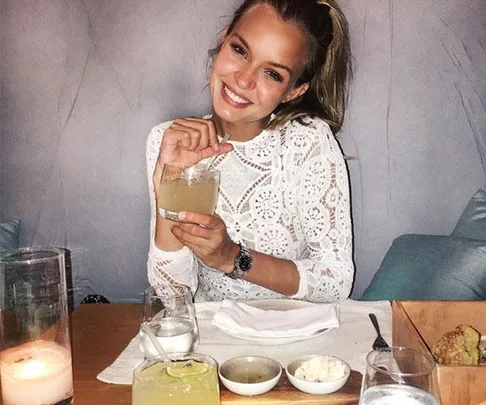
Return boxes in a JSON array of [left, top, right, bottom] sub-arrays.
[[219, 242, 240, 274]]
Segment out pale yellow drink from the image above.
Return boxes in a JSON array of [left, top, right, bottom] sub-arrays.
[[132, 354, 220, 405], [158, 164, 220, 221]]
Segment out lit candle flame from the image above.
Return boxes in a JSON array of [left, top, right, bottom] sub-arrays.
[[18, 359, 47, 379]]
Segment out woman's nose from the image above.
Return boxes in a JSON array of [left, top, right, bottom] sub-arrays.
[[235, 64, 256, 90]]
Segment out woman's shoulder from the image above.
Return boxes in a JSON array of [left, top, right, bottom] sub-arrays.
[[285, 115, 333, 135], [282, 115, 337, 149]]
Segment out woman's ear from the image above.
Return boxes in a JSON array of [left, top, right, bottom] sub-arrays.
[[282, 82, 309, 103]]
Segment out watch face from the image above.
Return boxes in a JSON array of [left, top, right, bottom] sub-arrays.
[[239, 254, 253, 272]]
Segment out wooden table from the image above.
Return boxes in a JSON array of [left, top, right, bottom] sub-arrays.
[[72, 304, 362, 404]]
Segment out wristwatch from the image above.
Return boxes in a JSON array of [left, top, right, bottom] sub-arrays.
[[226, 244, 253, 279]]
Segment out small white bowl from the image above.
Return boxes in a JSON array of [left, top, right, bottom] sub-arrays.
[[285, 355, 350, 395], [219, 355, 282, 396]]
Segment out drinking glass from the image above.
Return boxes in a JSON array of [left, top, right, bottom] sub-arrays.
[[0, 248, 73, 405], [138, 284, 199, 358], [359, 347, 441, 405], [132, 352, 220, 405], [158, 163, 220, 221]]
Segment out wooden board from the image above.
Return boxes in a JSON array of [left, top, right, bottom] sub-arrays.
[[220, 371, 361, 404], [71, 304, 362, 405]]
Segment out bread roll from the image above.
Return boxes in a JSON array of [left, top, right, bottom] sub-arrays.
[[431, 325, 480, 366]]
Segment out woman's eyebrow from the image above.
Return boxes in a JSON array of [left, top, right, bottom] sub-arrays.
[[232, 33, 293, 75]]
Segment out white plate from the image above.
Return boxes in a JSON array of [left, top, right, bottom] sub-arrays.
[[218, 299, 332, 345]]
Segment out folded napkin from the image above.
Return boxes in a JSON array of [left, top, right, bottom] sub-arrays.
[[212, 299, 340, 339], [97, 337, 144, 385]]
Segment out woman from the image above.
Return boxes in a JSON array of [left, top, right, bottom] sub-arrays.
[[146, 0, 354, 302]]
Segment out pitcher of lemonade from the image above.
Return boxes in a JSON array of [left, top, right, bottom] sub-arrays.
[[132, 353, 220, 405]]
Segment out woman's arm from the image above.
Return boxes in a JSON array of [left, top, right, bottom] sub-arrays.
[[216, 242, 301, 296], [291, 120, 354, 301], [229, 120, 353, 300], [146, 123, 198, 290], [146, 118, 233, 290]]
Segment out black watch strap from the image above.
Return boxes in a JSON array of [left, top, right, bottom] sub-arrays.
[[226, 244, 253, 279]]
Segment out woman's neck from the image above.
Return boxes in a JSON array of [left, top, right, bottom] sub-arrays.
[[212, 115, 270, 142]]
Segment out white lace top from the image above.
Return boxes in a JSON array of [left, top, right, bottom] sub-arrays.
[[146, 115, 354, 302]]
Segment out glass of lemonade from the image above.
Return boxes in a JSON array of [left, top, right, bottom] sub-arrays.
[[359, 347, 441, 405], [132, 353, 220, 405], [158, 163, 220, 221], [138, 284, 199, 358]]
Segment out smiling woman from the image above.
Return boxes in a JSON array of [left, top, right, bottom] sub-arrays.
[[210, 4, 310, 139], [146, 0, 354, 303]]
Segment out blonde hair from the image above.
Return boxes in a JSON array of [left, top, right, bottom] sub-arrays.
[[211, 0, 352, 134]]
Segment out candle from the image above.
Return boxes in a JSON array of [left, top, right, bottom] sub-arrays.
[[0, 340, 73, 405]]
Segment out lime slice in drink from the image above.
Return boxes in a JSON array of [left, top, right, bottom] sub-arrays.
[[166, 360, 209, 378]]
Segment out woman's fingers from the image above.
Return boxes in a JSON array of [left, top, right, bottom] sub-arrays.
[[169, 122, 201, 150], [171, 223, 210, 252], [178, 212, 212, 226], [171, 118, 217, 151], [162, 125, 191, 149], [158, 117, 233, 168], [184, 118, 219, 150], [172, 212, 219, 242], [171, 213, 234, 271]]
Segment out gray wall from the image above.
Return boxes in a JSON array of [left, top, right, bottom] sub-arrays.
[[1, 0, 485, 303]]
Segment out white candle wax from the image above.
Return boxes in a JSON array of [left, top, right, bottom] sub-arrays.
[[0, 340, 73, 405]]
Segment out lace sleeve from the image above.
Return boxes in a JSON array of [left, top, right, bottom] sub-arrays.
[[291, 119, 354, 302], [145, 122, 199, 292]]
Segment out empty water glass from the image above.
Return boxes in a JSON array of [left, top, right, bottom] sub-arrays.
[[359, 347, 441, 405]]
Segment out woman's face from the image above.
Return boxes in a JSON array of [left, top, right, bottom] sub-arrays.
[[210, 3, 309, 129]]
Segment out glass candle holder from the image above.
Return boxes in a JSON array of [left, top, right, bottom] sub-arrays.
[[0, 248, 74, 405]]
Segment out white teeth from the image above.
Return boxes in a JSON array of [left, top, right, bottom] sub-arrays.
[[223, 85, 250, 104]]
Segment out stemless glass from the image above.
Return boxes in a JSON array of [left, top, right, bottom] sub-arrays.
[[359, 347, 441, 405], [138, 284, 199, 358], [132, 353, 220, 405], [158, 163, 220, 221]]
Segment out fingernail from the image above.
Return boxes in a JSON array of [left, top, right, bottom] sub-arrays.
[[178, 212, 187, 221], [212, 143, 219, 152]]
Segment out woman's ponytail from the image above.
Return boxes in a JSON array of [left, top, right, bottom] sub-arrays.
[[315, 1, 352, 133]]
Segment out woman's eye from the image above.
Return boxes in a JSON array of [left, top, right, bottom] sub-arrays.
[[265, 70, 283, 82], [231, 43, 247, 57]]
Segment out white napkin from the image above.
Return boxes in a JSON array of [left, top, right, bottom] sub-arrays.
[[97, 337, 144, 385], [212, 299, 340, 338]]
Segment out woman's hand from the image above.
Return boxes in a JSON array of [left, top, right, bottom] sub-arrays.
[[170, 212, 239, 273], [153, 118, 233, 191]]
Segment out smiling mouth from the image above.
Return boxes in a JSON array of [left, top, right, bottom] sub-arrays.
[[222, 84, 251, 107]]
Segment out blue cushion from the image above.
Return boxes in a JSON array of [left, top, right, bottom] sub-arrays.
[[360, 234, 486, 301], [451, 189, 486, 241], [0, 219, 20, 251]]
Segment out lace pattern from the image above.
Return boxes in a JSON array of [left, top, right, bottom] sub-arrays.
[[146, 116, 354, 302]]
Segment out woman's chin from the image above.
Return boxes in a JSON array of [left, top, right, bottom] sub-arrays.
[[212, 106, 243, 124]]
